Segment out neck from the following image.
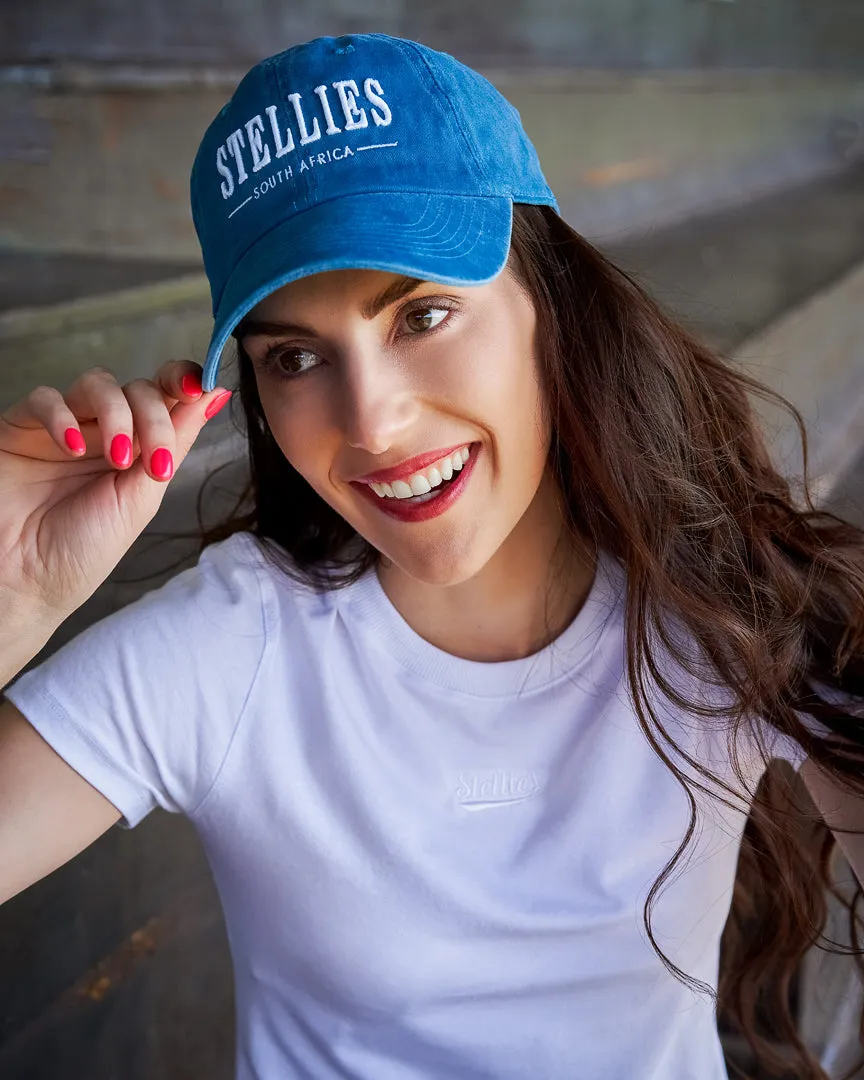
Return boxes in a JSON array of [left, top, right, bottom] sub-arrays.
[[376, 473, 597, 663]]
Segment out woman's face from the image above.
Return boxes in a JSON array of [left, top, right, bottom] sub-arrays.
[[237, 261, 553, 586]]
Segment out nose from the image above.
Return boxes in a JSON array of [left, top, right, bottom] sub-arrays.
[[338, 346, 421, 455]]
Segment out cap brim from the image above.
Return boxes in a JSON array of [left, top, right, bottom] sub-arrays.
[[201, 191, 513, 392]]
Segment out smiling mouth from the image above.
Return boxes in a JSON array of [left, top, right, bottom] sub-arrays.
[[363, 445, 471, 502], [351, 443, 480, 521]]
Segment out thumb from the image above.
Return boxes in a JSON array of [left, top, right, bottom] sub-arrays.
[[172, 387, 234, 467]]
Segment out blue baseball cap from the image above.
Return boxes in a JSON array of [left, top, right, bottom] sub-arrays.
[[190, 33, 559, 392]]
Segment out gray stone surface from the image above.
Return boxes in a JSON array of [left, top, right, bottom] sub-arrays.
[[0, 250, 200, 312], [3, 0, 864, 71], [2, 71, 863, 259], [3, 166, 864, 1080]]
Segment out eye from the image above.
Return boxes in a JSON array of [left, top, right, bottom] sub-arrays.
[[258, 345, 321, 379], [252, 299, 457, 381], [402, 304, 453, 335]]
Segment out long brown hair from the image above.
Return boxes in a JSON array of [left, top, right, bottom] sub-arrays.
[[172, 203, 864, 1078]]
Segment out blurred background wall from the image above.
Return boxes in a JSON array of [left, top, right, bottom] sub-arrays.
[[3, 0, 864, 260], [4, 0, 864, 69]]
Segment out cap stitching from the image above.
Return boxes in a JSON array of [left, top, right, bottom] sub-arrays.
[[210, 193, 507, 338], [204, 195, 510, 379], [399, 39, 488, 183], [210, 186, 505, 314]]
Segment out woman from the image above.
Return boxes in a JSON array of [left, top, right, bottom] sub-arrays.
[[1, 32, 863, 1080]]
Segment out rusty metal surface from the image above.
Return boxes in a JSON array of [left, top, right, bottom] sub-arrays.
[[0, 812, 236, 1079]]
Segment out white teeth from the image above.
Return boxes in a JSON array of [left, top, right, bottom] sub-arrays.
[[368, 480, 396, 499], [365, 444, 473, 499]]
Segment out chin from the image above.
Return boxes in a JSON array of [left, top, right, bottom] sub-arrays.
[[377, 530, 498, 588]]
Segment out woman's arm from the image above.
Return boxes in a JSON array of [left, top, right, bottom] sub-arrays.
[[800, 757, 864, 891], [0, 699, 121, 906], [0, 610, 60, 693]]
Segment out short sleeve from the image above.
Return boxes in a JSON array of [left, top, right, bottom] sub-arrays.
[[763, 726, 809, 771], [2, 531, 269, 829]]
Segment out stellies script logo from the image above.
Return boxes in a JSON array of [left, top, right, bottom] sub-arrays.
[[214, 76, 396, 219], [455, 769, 543, 810]]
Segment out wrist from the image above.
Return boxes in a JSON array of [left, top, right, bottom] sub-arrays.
[[0, 601, 62, 690]]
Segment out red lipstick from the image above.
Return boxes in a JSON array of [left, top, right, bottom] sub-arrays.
[[353, 443, 480, 523], [352, 443, 472, 485]]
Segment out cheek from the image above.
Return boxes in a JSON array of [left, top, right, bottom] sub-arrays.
[[433, 311, 539, 402], [434, 316, 547, 463], [257, 389, 335, 490], [489, 336, 551, 492]]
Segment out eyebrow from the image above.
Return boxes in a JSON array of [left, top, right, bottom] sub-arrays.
[[233, 275, 427, 341]]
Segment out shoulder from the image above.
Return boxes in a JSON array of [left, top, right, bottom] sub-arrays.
[[185, 530, 369, 649], [633, 608, 815, 779], [146, 530, 316, 629], [1, 530, 283, 827]]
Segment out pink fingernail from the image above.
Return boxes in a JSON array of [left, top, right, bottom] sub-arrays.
[[64, 427, 86, 453], [110, 434, 132, 468], [182, 373, 203, 398], [150, 448, 173, 481], [205, 390, 232, 420]]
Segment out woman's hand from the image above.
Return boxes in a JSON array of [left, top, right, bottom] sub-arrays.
[[0, 361, 232, 624]]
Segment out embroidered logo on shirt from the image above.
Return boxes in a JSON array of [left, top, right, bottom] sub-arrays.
[[455, 769, 542, 810]]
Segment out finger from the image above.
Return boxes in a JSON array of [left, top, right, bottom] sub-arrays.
[[0, 384, 90, 459], [61, 367, 136, 470], [122, 378, 179, 483], [151, 359, 205, 406]]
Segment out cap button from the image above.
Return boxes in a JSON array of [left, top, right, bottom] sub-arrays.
[[333, 36, 355, 54]]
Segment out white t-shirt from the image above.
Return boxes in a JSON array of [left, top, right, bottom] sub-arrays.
[[4, 531, 807, 1080]]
